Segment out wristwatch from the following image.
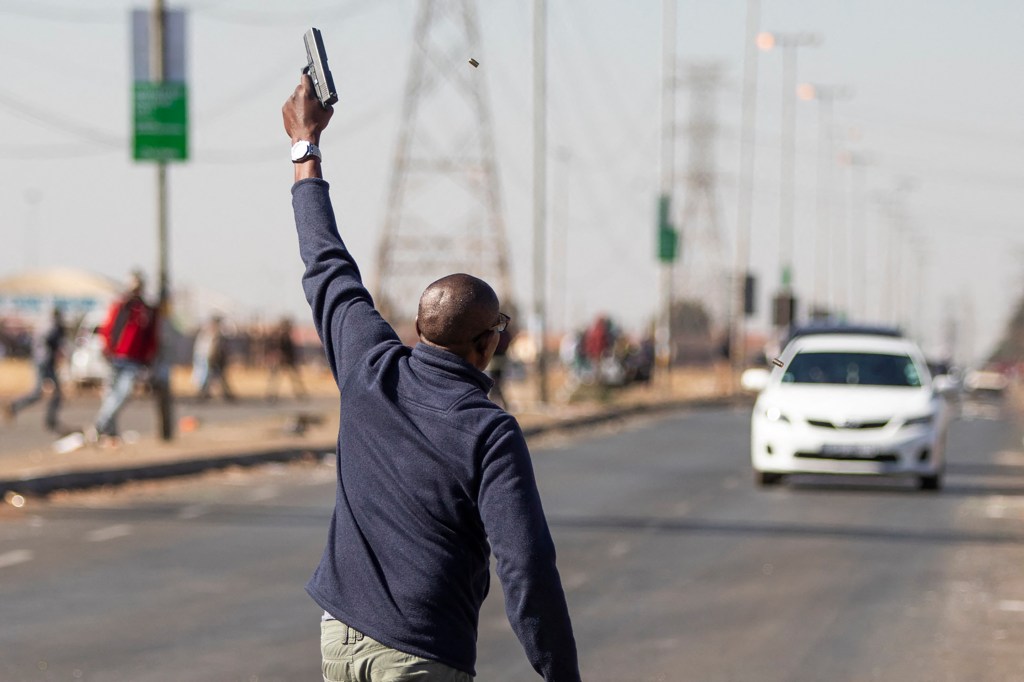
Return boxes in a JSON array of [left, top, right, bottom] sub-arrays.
[[291, 140, 321, 163]]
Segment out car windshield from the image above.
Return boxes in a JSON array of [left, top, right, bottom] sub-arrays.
[[782, 351, 923, 387]]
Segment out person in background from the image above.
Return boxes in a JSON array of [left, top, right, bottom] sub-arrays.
[[193, 315, 235, 402], [88, 271, 158, 443], [4, 307, 66, 433], [265, 316, 307, 402]]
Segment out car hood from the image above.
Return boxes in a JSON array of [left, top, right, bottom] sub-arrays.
[[758, 384, 935, 421]]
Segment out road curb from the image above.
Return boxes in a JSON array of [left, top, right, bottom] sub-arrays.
[[1, 395, 749, 498], [1, 447, 331, 497]]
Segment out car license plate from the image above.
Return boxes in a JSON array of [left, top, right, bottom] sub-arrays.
[[820, 444, 884, 458]]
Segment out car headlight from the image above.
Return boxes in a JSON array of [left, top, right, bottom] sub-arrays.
[[764, 407, 790, 423], [902, 413, 934, 427]]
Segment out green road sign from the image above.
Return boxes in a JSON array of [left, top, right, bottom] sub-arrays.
[[133, 82, 188, 161], [131, 8, 188, 162], [657, 194, 679, 263]]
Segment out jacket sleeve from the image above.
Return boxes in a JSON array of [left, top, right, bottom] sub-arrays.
[[98, 301, 119, 356], [291, 178, 400, 386], [478, 421, 581, 682]]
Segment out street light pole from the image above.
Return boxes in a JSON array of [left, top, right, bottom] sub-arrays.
[[799, 82, 851, 318], [553, 147, 571, 336], [729, 0, 761, 382], [878, 178, 913, 328], [838, 148, 871, 321], [532, 0, 549, 404], [24, 189, 41, 270], [757, 32, 820, 297]]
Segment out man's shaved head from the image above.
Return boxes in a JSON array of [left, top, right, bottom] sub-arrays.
[[417, 273, 499, 349]]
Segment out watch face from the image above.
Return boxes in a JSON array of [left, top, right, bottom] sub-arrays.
[[291, 142, 320, 162], [291, 142, 311, 161]]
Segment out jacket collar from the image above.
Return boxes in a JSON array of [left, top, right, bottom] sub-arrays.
[[411, 343, 494, 392]]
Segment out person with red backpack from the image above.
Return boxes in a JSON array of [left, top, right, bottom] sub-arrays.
[[88, 271, 159, 442]]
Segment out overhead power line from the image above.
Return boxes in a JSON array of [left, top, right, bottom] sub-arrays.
[[0, 144, 121, 160], [0, 88, 123, 147]]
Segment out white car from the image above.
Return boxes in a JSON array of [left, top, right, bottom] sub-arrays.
[[66, 309, 111, 390], [742, 327, 956, 491]]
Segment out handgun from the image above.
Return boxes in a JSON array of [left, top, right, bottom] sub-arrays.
[[303, 28, 338, 108]]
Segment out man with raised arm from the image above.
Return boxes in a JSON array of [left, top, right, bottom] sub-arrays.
[[282, 74, 580, 682]]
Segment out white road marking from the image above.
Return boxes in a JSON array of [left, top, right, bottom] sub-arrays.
[[86, 524, 133, 542], [0, 549, 34, 568], [994, 450, 1024, 465], [247, 486, 280, 502], [562, 572, 589, 590], [608, 541, 631, 558], [673, 502, 691, 516], [985, 505, 1006, 519], [178, 505, 210, 520], [998, 600, 1024, 613]]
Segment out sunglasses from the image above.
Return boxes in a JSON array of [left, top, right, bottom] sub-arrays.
[[490, 312, 511, 334], [474, 312, 511, 342]]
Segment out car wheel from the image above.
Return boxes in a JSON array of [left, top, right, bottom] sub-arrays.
[[756, 471, 783, 487], [918, 474, 942, 491]]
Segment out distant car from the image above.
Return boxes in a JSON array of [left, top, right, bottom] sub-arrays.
[[66, 309, 111, 390], [963, 369, 1008, 397], [742, 326, 956, 491]]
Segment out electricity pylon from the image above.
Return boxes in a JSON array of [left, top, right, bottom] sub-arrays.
[[676, 61, 730, 327], [374, 0, 512, 326]]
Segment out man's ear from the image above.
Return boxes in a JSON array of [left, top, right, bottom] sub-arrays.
[[414, 316, 422, 340], [472, 330, 496, 359]]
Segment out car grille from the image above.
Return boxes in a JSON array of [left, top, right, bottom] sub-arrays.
[[806, 418, 890, 430], [795, 451, 899, 463]]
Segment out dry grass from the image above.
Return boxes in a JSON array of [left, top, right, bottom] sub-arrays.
[[0, 357, 737, 413]]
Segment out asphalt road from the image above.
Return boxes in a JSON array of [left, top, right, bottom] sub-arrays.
[[2, 403, 1023, 681]]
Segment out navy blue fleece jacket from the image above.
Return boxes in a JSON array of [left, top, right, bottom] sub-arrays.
[[293, 178, 580, 680]]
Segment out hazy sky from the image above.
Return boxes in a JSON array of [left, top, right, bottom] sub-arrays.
[[1, 0, 1021, 364]]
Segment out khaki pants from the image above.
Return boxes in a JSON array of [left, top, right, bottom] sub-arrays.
[[321, 618, 472, 682]]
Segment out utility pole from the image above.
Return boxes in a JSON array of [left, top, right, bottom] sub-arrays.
[[729, 0, 761, 383], [553, 147, 571, 336], [151, 0, 174, 441], [845, 151, 870, 320], [836, 146, 870, 320], [24, 189, 41, 270], [908, 234, 928, 340], [878, 178, 913, 327], [532, 0, 549, 403], [657, 0, 679, 389]]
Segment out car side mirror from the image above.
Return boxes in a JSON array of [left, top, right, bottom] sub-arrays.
[[741, 368, 771, 392]]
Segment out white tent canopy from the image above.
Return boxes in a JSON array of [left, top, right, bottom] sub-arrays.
[[0, 268, 122, 326], [0, 268, 122, 298]]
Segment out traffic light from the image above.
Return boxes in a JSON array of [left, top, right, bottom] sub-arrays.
[[772, 292, 797, 327], [743, 274, 756, 316]]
